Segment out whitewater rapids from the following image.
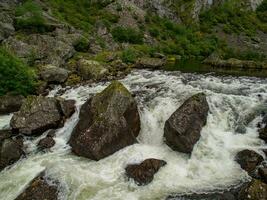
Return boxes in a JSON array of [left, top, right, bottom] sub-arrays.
[[0, 69, 267, 200]]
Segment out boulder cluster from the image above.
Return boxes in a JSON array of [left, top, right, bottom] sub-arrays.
[[1, 80, 267, 199]]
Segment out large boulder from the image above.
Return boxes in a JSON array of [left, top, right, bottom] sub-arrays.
[[39, 65, 69, 84], [164, 93, 209, 154], [10, 96, 75, 136], [238, 179, 267, 200], [134, 57, 166, 69], [15, 174, 59, 200], [69, 81, 140, 160], [125, 158, 167, 185], [0, 94, 25, 115], [0, 130, 24, 171], [77, 59, 109, 81], [235, 150, 263, 174]]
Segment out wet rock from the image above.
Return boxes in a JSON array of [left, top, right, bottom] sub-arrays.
[[58, 99, 76, 119], [37, 137, 55, 150], [238, 179, 267, 200], [77, 59, 109, 81], [10, 96, 74, 136], [259, 116, 267, 143], [0, 131, 24, 171], [125, 159, 167, 185], [40, 65, 69, 84], [69, 81, 140, 160], [0, 94, 25, 115], [134, 57, 166, 69], [235, 150, 263, 174], [15, 174, 59, 200], [164, 93, 209, 154], [258, 167, 267, 184]]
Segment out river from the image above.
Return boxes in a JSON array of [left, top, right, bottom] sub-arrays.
[[0, 69, 267, 200]]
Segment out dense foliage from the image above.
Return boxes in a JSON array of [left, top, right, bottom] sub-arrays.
[[199, 1, 267, 36], [111, 27, 144, 44], [46, 0, 119, 32], [15, 0, 50, 33], [0, 48, 36, 96]]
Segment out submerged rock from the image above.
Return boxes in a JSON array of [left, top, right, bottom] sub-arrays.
[[164, 93, 209, 154], [125, 158, 167, 185], [77, 59, 109, 81], [15, 174, 59, 200], [235, 150, 263, 174], [10, 96, 75, 136], [0, 130, 24, 171], [69, 81, 140, 160], [134, 57, 166, 69], [0, 94, 25, 115], [40, 65, 69, 84]]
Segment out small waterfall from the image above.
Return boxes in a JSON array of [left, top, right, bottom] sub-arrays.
[[0, 69, 267, 200]]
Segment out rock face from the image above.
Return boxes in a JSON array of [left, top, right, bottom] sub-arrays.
[[40, 65, 69, 84], [164, 93, 209, 153], [125, 158, 167, 185], [10, 96, 75, 136], [258, 167, 267, 184], [0, 130, 24, 171], [15, 174, 59, 200], [0, 94, 25, 115], [238, 179, 267, 200], [235, 150, 263, 174], [69, 81, 140, 160], [134, 57, 166, 69], [77, 59, 109, 81]]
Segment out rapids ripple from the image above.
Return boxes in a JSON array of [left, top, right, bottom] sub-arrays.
[[0, 69, 267, 200]]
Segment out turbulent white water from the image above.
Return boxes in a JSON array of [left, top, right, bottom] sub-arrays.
[[0, 69, 267, 200]]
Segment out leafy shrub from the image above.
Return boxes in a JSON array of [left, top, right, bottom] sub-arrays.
[[0, 48, 36, 96], [15, 0, 50, 33], [111, 27, 144, 44], [74, 37, 89, 52], [121, 48, 139, 63], [257, 0, 267, 22]]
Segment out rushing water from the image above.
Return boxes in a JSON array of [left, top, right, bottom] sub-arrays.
[[0, 69, 267, 200]]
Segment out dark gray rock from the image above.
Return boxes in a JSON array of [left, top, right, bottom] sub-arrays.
[[235, 150, 263, 174], [15, 173, 59, 200], [164, 93, 209, 154], [40, 65, 69, 84], [10, 96, 75, 136], [125, 158, 167, 185], [69, 81, 140, 160], [0, 130, 24, 171], [0, 94, 25, 115]]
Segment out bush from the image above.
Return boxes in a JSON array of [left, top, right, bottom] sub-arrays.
[[74, 37, 89, 52], [15, 0, 49, 33], [0, 48, 36, 96], [121, 48, 139, 63], [111, 27, 144, 44], [257, 0, 267, 22]]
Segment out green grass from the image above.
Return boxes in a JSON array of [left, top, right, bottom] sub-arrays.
[[0, 47, 36, 96], [199, 0, 267, 36], [145, 15, 219, 59], [46, 0, 119, 32]]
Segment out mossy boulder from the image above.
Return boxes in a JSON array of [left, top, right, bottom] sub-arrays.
[[69, 81, 140, 160], [238, 179, 267, 200], [77, 59, 109, 81], [134, 57, 166, 69], [39, 65, 69, 84], [10, 96, 75, 136], [164, 93, 209, 154]]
